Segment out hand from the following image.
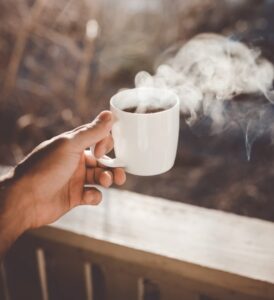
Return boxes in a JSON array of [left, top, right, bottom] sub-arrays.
[[0, 111, 126, 257]]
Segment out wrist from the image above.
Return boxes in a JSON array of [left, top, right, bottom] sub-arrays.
[[0, 172, 30, 255]]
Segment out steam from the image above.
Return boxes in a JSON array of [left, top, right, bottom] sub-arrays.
[[114, 87, 174, 113], [135, 33, 274, 159]]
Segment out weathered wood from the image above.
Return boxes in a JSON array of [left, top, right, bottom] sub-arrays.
[[1, 157, 273, 300], [90, 263, 106, 300], [102, 264, 138, 300], [82, 246, 139, 300], [0, 264, 5, 300], [0, 263, 9, 300], [146, 275, 199, 300], [4, 236, 42, 300], [29, 188, 274, 299], [39, 241, 87, 300], [138, 278, 160, 300], [23, 231, 266, 300], [36, 248, 49, 300]]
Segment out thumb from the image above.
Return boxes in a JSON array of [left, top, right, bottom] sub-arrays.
[[70, 111, 113, 152]]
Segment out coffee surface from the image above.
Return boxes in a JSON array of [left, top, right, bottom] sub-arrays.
[[123, 106, 166, 114]]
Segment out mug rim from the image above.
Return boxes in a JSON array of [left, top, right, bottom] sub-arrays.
[[110, 87, 180, 115]]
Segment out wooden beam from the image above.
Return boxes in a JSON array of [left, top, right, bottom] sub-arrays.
[[28, 188, 274, 299], [4, 236, 43, 300]]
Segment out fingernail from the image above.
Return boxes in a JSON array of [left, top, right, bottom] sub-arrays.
[[99, 111, 112, 122]]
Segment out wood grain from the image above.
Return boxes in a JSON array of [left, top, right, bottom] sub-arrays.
[[4, 236, 42, 300], [0, 263, 9, 300], [41, 242, 87, 300], [28, 188, 274, 299], [1, 164, 273, 299]]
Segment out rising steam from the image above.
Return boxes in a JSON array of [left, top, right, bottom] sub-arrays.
[[135, 33, 274, 159]]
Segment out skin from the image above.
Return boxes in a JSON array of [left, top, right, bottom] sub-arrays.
[[0, 111, 126, 259]]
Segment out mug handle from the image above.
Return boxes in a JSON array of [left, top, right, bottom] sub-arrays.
[[97, 155, 125, 168], [90, 147, 126, 168]]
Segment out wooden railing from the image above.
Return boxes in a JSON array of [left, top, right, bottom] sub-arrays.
[[1, 170, 274, 299]]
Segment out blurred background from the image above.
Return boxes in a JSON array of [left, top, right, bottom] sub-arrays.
[[1, 0, 274, 221]]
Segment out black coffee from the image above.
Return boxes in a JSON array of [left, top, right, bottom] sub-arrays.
[[123, 106, 167, 114]]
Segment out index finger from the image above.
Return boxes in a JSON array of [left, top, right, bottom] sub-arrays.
[[84, 150, 97, 168], [94, 135, 114, 158]]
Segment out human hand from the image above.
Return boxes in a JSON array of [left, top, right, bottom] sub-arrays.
[[0, 111, 126, 257]]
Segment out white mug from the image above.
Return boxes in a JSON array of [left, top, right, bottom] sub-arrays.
[[95, 87, 180, 176]]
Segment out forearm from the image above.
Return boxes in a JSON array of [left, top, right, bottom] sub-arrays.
[[0, 172, 28, 260]]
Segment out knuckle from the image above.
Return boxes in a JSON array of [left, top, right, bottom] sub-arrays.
[[53, 135, 73, 151], [94, 193, 102, 205]]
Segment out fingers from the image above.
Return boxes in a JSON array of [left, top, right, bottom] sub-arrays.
[[113, 168, 127, 185], [84, 147, 127, 187], [86, 168, 112, 187], [86, 167, 126, 187], [94, 135, 114, 158], [82, 187, 102, 205], [70, 111, 113, 152], [84, 134, 113, 167], [97, 170, 113, 187], [85, 150, 97, 167]]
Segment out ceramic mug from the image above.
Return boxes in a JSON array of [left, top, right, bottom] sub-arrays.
[[95, 87, 180, 176]]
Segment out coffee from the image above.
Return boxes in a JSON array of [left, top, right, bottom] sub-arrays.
[[123, 106, 168, 114]]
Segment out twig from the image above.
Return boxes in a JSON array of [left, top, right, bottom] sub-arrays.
[[53, 0, 75, 27], [3, 0, 47, 98], [75, 37, 95, 114], [34, 24, 82, 59], [75, 16, 99, 115]]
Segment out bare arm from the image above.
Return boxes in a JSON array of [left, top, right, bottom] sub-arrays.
[[0, 173, 28, 258], [0, 111, 126, 259]]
